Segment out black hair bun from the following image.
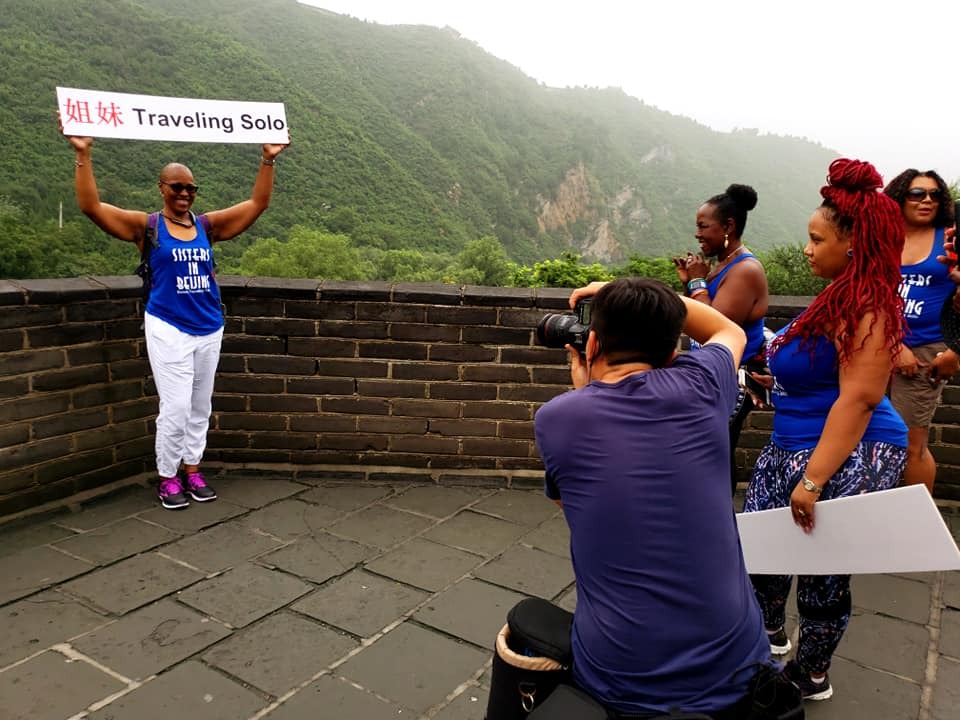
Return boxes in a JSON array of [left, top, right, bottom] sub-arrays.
[[725, 183, 758, 212]]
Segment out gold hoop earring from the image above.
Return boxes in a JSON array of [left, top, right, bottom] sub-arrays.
[[723, 233, 729, 249]]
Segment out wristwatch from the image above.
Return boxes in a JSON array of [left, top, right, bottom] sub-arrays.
[[801, 476, 823, 495]]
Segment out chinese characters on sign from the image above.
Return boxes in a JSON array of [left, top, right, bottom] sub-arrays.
[[63, 97, 124, 127]]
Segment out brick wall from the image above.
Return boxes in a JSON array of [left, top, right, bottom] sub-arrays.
[[1, 278, 958, 517]]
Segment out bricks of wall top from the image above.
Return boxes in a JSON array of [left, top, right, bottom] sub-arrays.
[[1, 276, 958, 516]]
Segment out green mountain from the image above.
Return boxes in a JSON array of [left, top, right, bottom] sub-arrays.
[[0, 0, 838, 278]]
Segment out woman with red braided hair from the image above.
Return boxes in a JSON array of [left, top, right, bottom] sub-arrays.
[[744, 159, 908, 702]]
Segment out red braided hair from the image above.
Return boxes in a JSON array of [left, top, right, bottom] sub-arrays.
[[772, 158, 905, 365]]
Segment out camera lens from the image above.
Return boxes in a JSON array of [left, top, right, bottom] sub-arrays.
[[536, 313, 580, 349]]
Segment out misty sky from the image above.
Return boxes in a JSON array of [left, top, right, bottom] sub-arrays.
[[302, 0, 960, 185]]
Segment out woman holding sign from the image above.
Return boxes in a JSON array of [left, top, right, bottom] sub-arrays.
[[65, 133, 287, 509], [745, 159, 907, 702]]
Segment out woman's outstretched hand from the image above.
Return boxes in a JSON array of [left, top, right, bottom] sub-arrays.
[[58, 111, 94, 153], [261, 142, 289, 161]]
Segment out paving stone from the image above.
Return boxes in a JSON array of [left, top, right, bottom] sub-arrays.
[[297, 483, 393, 511], [835, 611, 929, 681], [474, 545, 575, 599], [0, 650, 125, 720], [941, 607, 960, 658], [945, 570, 960, 610], [60, 552, 203, 615], [257, 533, 374, 583], [556, 585, 577, 613], [386, 484, 485, 518], [262, 673, 411, 720], [521, 516, 570, 557], [72, 599, 231, 680], [327, 504, 433, 549], [162, 521, 284, 573], [0, 517, 76, 557], [471, 489, 561, 526], [51, 517, 180, 566], [414, 577, 526, 647], [137, 500, 248, 533], [423, 510, 529, 556], [292, 569, 428, 637], [801, 656, 920, 720], [177, 562, 313, 628], [238, 499, 345, 540], [932, 655, 960, 720], [0, 545, 94, 605], [212, 476, 309, 509], [850, 573, 931, 624], [337, 621, 487, 713], [57, 487, 155, 531], [87, 660, 265, 720], [889, 571, 938, 585], [431, 687, 488, 720], [365, 537, 484, 592], [1, 590, 108, 668], [202, 611, 357, 697]]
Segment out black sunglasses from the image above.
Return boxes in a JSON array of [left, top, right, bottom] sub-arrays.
[[160, 181, 199, 194], [905, 188, 943, 202]]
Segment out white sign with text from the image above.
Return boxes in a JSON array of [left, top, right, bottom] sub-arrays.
[[57, 87, 288, 144], [737, 484, 960, 575]]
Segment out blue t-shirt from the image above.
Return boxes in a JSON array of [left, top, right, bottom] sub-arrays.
[[768, 323, 907, 451], [900, 226, 954, 347], [145, 215, 224, 335], [534, 344, 770, 715]]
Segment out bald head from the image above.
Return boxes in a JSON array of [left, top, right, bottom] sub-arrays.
[[159, 163, 194, 182]]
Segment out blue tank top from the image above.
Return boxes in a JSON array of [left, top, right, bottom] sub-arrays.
[[706, 252, 766, 360], [900, 226, 954, 347], [145, 215, 223, 335], [768, 321, 907, 451]]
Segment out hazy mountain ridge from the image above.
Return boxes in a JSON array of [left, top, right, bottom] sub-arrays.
[[1, 0, 838, 272]]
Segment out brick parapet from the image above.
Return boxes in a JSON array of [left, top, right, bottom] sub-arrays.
[[1, 277, 958, 516]]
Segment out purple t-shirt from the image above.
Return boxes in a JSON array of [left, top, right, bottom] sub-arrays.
[[534, 344, 770, 714]]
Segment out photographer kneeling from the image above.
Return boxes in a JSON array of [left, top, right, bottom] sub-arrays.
[[534, 278, 795, 719]]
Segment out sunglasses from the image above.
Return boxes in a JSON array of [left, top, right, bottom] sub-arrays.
[[905, 188, 943, 202], [160, 181, 199, 194]]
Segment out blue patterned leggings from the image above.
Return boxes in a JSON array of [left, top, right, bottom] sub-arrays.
[[744, 441, 906, 674]]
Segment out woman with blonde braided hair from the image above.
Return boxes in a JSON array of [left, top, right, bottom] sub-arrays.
[[744, 159, 908, 702]]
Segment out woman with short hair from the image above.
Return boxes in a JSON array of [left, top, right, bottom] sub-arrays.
[[65, 132, 287, 509]]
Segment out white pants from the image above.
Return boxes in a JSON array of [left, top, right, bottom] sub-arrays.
[[144, 312, 223, 478]]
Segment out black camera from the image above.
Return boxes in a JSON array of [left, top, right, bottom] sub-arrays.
[[536, 299, 592, 353]]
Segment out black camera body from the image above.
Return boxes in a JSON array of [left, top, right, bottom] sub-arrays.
[[536, 299, 592, 353]]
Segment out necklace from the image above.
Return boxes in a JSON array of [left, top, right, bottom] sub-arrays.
[[162, 214, 193, 228], [709, 245, 746, 278]]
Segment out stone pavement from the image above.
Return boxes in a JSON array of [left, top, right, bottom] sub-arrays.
[[1, 473, 959, 720]]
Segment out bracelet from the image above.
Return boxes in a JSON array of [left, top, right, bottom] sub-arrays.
[[261, 157, 275, 166], [689, 288, 709, 299], [686, 278, 708, 296]]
